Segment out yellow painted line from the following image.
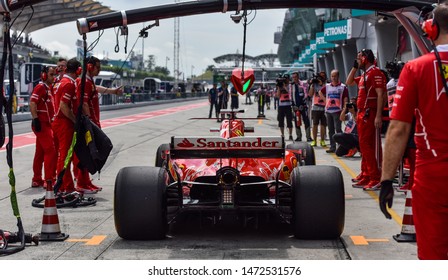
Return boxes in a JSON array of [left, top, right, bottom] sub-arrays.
[[67, 235, 106, 245], [350, 235, 389, 246], [331, 154, 403, 226], [345, 194, 353, 199], [258, 119, 263, 125]]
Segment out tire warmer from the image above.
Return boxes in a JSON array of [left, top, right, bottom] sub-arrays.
[[0, 12, 37, 255]]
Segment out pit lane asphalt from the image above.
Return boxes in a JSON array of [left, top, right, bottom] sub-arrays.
[[0, 96, 416, 260]]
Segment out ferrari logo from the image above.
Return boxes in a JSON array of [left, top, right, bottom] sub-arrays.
[[434, 60, 448, 100], [441, 64, 448, 79]]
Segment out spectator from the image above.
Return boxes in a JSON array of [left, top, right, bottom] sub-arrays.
[[245, 90, 252, 105], [208, 83, 218, 118], [291, 71, 312, 142], [379, 2, 448, 260], [217, 81, 229, 121], [230, 84, 239, 110]]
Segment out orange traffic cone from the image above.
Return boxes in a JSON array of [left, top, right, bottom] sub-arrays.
[[38, 181, 69, 241], [393, 190, 416, 242]]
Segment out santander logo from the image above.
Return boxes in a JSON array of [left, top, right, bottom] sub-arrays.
[[175, 137, 281, 149], [177, 138, 195, 148]]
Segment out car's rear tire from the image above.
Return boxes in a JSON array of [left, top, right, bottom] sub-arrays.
[[155, 143, 170, 168], [291, 165, 344, 239], [114, 166, 168, 240], [286, 142, 316, 166]]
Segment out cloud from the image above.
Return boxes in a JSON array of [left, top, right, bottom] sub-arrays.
[[42, 40, 77, 58], [28, 1, 285, 77]]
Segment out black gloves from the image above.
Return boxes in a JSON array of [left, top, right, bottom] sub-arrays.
[[32, 118, 41, 132], [353, 59, 359, 69], [379, 180, 394, 219]]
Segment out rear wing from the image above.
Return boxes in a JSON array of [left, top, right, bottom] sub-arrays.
[[170, 136, 285, 159]]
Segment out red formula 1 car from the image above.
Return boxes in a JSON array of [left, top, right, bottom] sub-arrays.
[[114, 110, 344, 240]]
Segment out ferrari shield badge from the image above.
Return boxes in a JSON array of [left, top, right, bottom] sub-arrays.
[[230, 67, 255, 95]]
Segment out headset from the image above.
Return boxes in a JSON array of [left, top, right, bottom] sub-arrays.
[[360, 49, 375, 64], [76, 66, 83, 76], [41, 66, 48, 82], [422, 15, 439, 41], [86, 56, 95, 73], [421, 6, 448, 97]]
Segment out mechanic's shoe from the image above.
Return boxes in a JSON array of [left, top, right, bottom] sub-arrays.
[[295, 137, 301, 142], [326, 148, 336, 153], [310, 140, 317, 147], [344, 148, 358, 157], [396, 182, 411, 192], [288, 135, 293, 141], [75, 185, 99, 194], [363, 181, 381, 191], [352, 178, 370, 188], [320, 140, 327, 147], [31, 180, 45, 188], [88, 182, 103, 192], [352, 173, 364, 183], [307, 137, 313, 142]]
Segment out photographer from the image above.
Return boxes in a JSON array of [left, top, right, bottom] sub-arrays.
[[276, 74, 293, 140], [308, 71, 327, 147], [333, 98, 359, 157]]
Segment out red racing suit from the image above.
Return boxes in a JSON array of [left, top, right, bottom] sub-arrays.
[[52, 75, 79, 192], [30, 82, 56, 184], [355, 66, 386, 182], [391, 45, 448, 260]]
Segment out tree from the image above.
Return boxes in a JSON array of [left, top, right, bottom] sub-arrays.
[[206, 65, 216, 72], [146, 55, 156, 71], [154, 66, 170, 76]]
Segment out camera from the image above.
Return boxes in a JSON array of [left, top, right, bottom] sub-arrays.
[[385, 60, 405, 79], [308, 74, 321, 84], [346, 102, 357, 111], [276, 77, 286, 88], [230, 13, 243, 24]]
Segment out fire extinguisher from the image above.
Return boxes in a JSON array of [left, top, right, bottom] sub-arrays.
[[295, 110, 302, 126]]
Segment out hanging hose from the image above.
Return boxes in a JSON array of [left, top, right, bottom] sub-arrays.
[[0, 12, 34, 255], [240, 10, 248, 82]]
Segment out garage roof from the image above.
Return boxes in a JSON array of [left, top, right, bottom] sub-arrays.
[[10, 0, 113, 33]]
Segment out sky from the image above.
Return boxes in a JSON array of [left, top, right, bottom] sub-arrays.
[[31, 0, 287, 78]]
